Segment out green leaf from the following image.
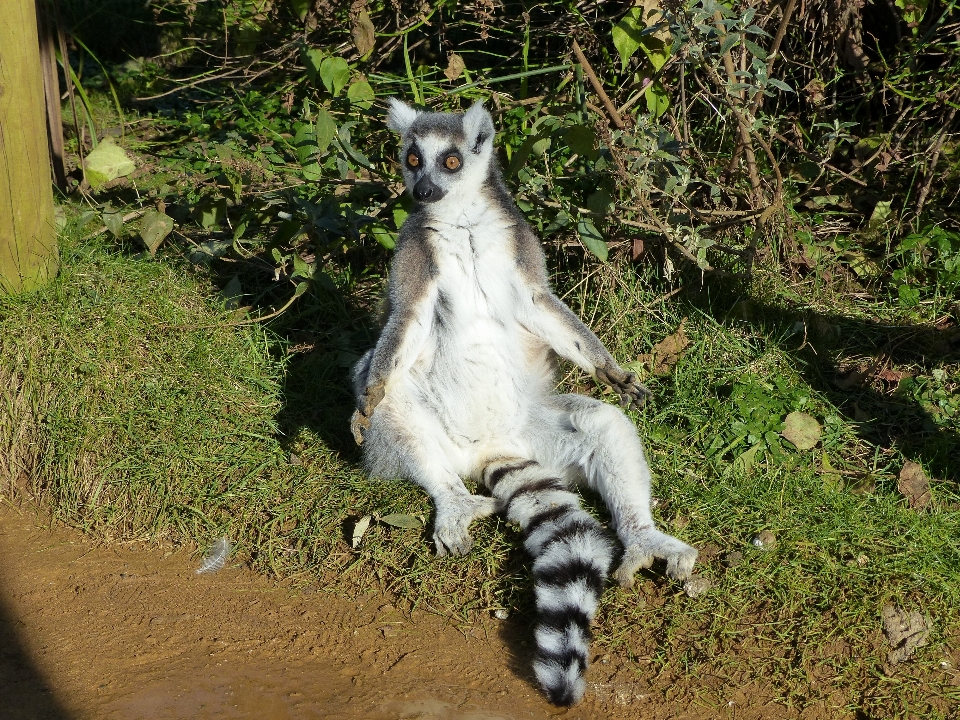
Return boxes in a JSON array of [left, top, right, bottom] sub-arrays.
[[294, 281, 309, 297], [869, 199, 894, 227], [561, 126, 597, 159], [639, 37, 671, 71], [302, 48, 326, 87], [102, 209, 124, 238], [83, 137, 135, 190], [319, 56, 350, 97], [781, 411, 821, 450], [293, 123, 323, 181], [720, 32, 741, 55], [139, 210, 174, 255], [586, 189, 614, 216], [315, 109, 337, 153], [506, 134, 539, 178], [192, 198, 227, 229], [392, 205, 409, 229], [380, 513, 423, 529], [370, 224, 396, 249], [543, 210, 571, 235], [767, 78, 794, 93], [220, 275, 243, 310], [289, 0, 311, 21], [612, 7, 645, 71], [346, 79, 375, 109], [743, 38, 768, 60], [645, 81, 669, 118], [577, 217, 608, 261]]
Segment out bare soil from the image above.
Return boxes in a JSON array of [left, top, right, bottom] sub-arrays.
[[0, 503, 811, 720]]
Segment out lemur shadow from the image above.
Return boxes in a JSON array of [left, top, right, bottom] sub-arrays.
[[677, 281, 960, 486], [0, 594, 73, 720]]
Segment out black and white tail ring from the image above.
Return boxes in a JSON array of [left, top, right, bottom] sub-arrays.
[[482, 458, 614, 706]]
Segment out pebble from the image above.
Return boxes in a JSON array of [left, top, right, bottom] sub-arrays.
[[493, 609, 509, 620], [752, 530, 777, 550], [682, 574, 712, 598]]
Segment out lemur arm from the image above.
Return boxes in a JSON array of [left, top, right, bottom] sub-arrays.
[[525, 289, 651, 408], [351, 230, 439, 443]]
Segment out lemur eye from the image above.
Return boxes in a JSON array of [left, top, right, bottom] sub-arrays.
[[444, 154, 461, 171], [407, 152, 420, 168]]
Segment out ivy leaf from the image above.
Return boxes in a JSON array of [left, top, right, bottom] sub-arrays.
[[138, 209, 174, 255], [319, 56, 350, 97], [577, 217, 608, 261], [83, 138, 135, 190], [102, 209, 125, 238]]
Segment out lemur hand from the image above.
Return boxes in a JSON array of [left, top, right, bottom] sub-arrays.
[[350, 381, 386, 446], [596, 365, 652, 410]]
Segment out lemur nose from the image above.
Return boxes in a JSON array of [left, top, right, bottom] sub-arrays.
[[413, 176, 444, 203]]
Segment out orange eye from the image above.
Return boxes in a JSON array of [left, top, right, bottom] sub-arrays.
[[407, 153, 420, 167], [444, 155, 461, 170]]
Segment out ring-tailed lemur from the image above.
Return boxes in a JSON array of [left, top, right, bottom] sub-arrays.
[[350, 99, 697, 706]]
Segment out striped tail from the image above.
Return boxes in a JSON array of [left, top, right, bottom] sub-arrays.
[[482, 459, 614, 706]]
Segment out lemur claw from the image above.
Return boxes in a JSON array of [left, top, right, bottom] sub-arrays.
[[597, 366, 652, 410], [349, 410, 369, 446]]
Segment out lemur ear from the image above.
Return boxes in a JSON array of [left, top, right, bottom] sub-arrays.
[[462, 101, 494, 154], [386, 98, 419, 134]]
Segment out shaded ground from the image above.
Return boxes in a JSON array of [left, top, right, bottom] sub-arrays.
[[0, 502, 911, 720]]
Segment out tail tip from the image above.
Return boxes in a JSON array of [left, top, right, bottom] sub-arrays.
[[535, 659, 587, 706]]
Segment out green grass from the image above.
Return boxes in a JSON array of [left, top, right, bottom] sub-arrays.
[[1, 224, 957, 717]]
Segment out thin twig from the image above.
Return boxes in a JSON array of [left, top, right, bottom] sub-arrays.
[[915, 105, 957, 217], [572, 40, 624, 129], [772, 131, 868, 186], [753, 0, 798, 114]]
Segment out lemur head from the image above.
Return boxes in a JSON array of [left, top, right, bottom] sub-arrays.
[[386, 98, 496, 208]]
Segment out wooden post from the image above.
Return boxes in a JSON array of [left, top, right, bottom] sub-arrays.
[[0, 0, 60, 294]]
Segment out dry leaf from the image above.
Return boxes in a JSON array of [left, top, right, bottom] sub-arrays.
[[351, 515, 371, 549], [898, 461, 931, 509], [444, 53, 465, 81], [637, 319, 690, 376], [379, 513, 423, 529], [351, 9, 376, 57], [882, 604, 930, 668], [782, 411, 821, 450]]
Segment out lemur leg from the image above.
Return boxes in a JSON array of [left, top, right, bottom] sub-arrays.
[[364, 398, 498, 557], [533, 394, 698, 587]]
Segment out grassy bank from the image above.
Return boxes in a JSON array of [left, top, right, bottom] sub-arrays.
[[1, 224, 957, 716]]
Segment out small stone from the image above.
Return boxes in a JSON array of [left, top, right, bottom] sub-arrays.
[[493, 609, 509, 620], [682, 574, 712, 598], [289, 453, 302, 466], [380, 625, 400, 638], [723, 551, 743, 568], [752, 530, 777, 550]]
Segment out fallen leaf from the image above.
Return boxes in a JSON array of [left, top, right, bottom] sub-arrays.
[[102, 209, 125, 238], [637, 319, 690, 376], [351, 9, 376, 57], [379, 513, 423, 529], [882, 604, 930, 667], [351, 515, 371, 549], [898, 461, 932, 509], [83, 137, 136, 189], [782, 411, 821, 450], [878, 368, 909, 383], [834, 366, 867, 389], [444, 53, 466, 81], [139, 210, 174, 255]]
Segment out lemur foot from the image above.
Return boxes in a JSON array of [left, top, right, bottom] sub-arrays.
[[614, 527, 698, 588], [596, 365, 652, 410], [433, 495, 499, 557]]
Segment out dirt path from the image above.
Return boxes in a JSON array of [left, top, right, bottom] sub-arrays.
[[0, 503, 794, 720]]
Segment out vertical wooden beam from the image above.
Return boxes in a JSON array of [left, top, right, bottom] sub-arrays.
[[0, 0, 60, 294], [37, 0, 67, 192]]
